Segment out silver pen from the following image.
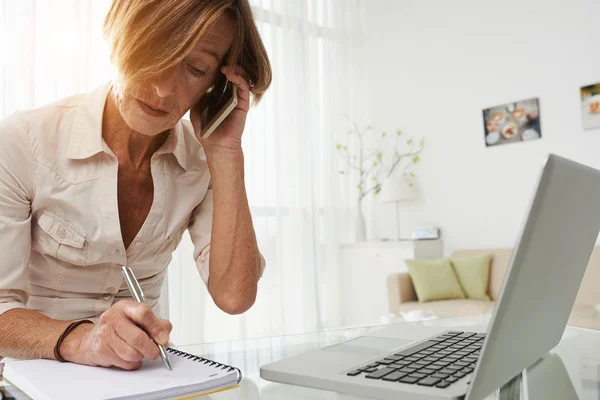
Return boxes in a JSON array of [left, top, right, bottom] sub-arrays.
[[121, 266, 172, 371]]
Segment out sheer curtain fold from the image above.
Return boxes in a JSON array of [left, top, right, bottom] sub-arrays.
[[0, 0, 113, 114], [0, 0, 369, 345]]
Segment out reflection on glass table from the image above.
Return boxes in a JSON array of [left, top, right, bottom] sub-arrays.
[[524, 352, 578, 400]]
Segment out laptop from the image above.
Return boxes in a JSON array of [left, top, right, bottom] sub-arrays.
[[260, 154, 600, 400]]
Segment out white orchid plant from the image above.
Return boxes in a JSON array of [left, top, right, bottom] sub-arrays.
[[336, 119, 425, 204]]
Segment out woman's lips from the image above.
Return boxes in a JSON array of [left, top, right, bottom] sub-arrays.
[[136, 98, 169, 117]]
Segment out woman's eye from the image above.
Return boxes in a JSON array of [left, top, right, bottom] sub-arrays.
[[186, 63, 207, 77]]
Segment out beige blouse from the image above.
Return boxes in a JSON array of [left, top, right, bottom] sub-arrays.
[[0, 82, 264, 322]]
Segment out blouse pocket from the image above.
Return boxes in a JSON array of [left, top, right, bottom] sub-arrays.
[[33, 210, 88, 266]]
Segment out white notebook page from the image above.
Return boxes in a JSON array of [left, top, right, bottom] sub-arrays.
[[5, 351, 239, 400]]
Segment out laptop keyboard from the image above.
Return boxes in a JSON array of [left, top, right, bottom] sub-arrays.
[[346, 331, 485, 389]]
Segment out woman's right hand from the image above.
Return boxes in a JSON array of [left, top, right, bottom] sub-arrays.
[[61, 300, 172, 370]]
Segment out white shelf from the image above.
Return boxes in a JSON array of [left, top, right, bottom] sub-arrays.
[[338, 239, 443, 327]]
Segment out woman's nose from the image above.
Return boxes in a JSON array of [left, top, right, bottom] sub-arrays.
[[152, 67, 177, 98]]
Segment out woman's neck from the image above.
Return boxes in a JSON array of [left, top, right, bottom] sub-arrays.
[[102, 89, 168, 169]]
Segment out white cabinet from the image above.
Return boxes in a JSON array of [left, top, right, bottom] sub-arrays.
[[339, 240, 443, 327]]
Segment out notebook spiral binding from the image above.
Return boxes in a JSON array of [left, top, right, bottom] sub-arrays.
[[166, 348, 242, 384]]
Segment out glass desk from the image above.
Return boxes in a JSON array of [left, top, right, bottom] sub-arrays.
[[2, 315, 599, 399]]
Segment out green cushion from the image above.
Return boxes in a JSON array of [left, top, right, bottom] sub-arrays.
[[405, 258, 466, 303], [450, 254, 492, 301]]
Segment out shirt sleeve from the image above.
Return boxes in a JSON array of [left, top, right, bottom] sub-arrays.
[[0, 114, 34, 316], [188, 188, 266, 285]]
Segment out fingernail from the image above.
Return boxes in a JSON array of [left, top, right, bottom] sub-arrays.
[[158, 332, 168, 345]]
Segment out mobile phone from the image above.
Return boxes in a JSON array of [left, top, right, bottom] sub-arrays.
[[200, 84, 238, 139]]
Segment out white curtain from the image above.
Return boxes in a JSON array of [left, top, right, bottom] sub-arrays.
[[0, 1, 114, 114], [0, 0, 369, 345]]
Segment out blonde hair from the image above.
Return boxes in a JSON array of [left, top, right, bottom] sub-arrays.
[[103, 0, 271, 106]]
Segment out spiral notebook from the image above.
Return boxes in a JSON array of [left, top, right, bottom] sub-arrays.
[[4, 348, 241, 400]]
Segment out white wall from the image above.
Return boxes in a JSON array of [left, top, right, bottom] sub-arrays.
[[364, 0, 600, 254]]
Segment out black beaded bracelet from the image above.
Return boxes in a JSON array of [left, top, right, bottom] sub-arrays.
[[53, 320, 93, 362]]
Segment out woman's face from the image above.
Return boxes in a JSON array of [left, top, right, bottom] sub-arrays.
[[117, 15, 235, 136]]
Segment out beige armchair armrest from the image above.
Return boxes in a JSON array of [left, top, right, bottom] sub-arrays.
[[387, 273, 418, 314]]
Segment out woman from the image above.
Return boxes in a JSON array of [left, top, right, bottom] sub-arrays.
[[0, 0, 271, 371]]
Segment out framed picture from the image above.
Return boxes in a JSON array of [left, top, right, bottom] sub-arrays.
[[482, 97, 541, 147], [580, 83, 600, 130]]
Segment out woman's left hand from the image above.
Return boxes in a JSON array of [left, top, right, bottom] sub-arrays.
[[191, 65, 250, 153]]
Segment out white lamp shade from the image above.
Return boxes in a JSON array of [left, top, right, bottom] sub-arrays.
[[381, 175, 417, 203]]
